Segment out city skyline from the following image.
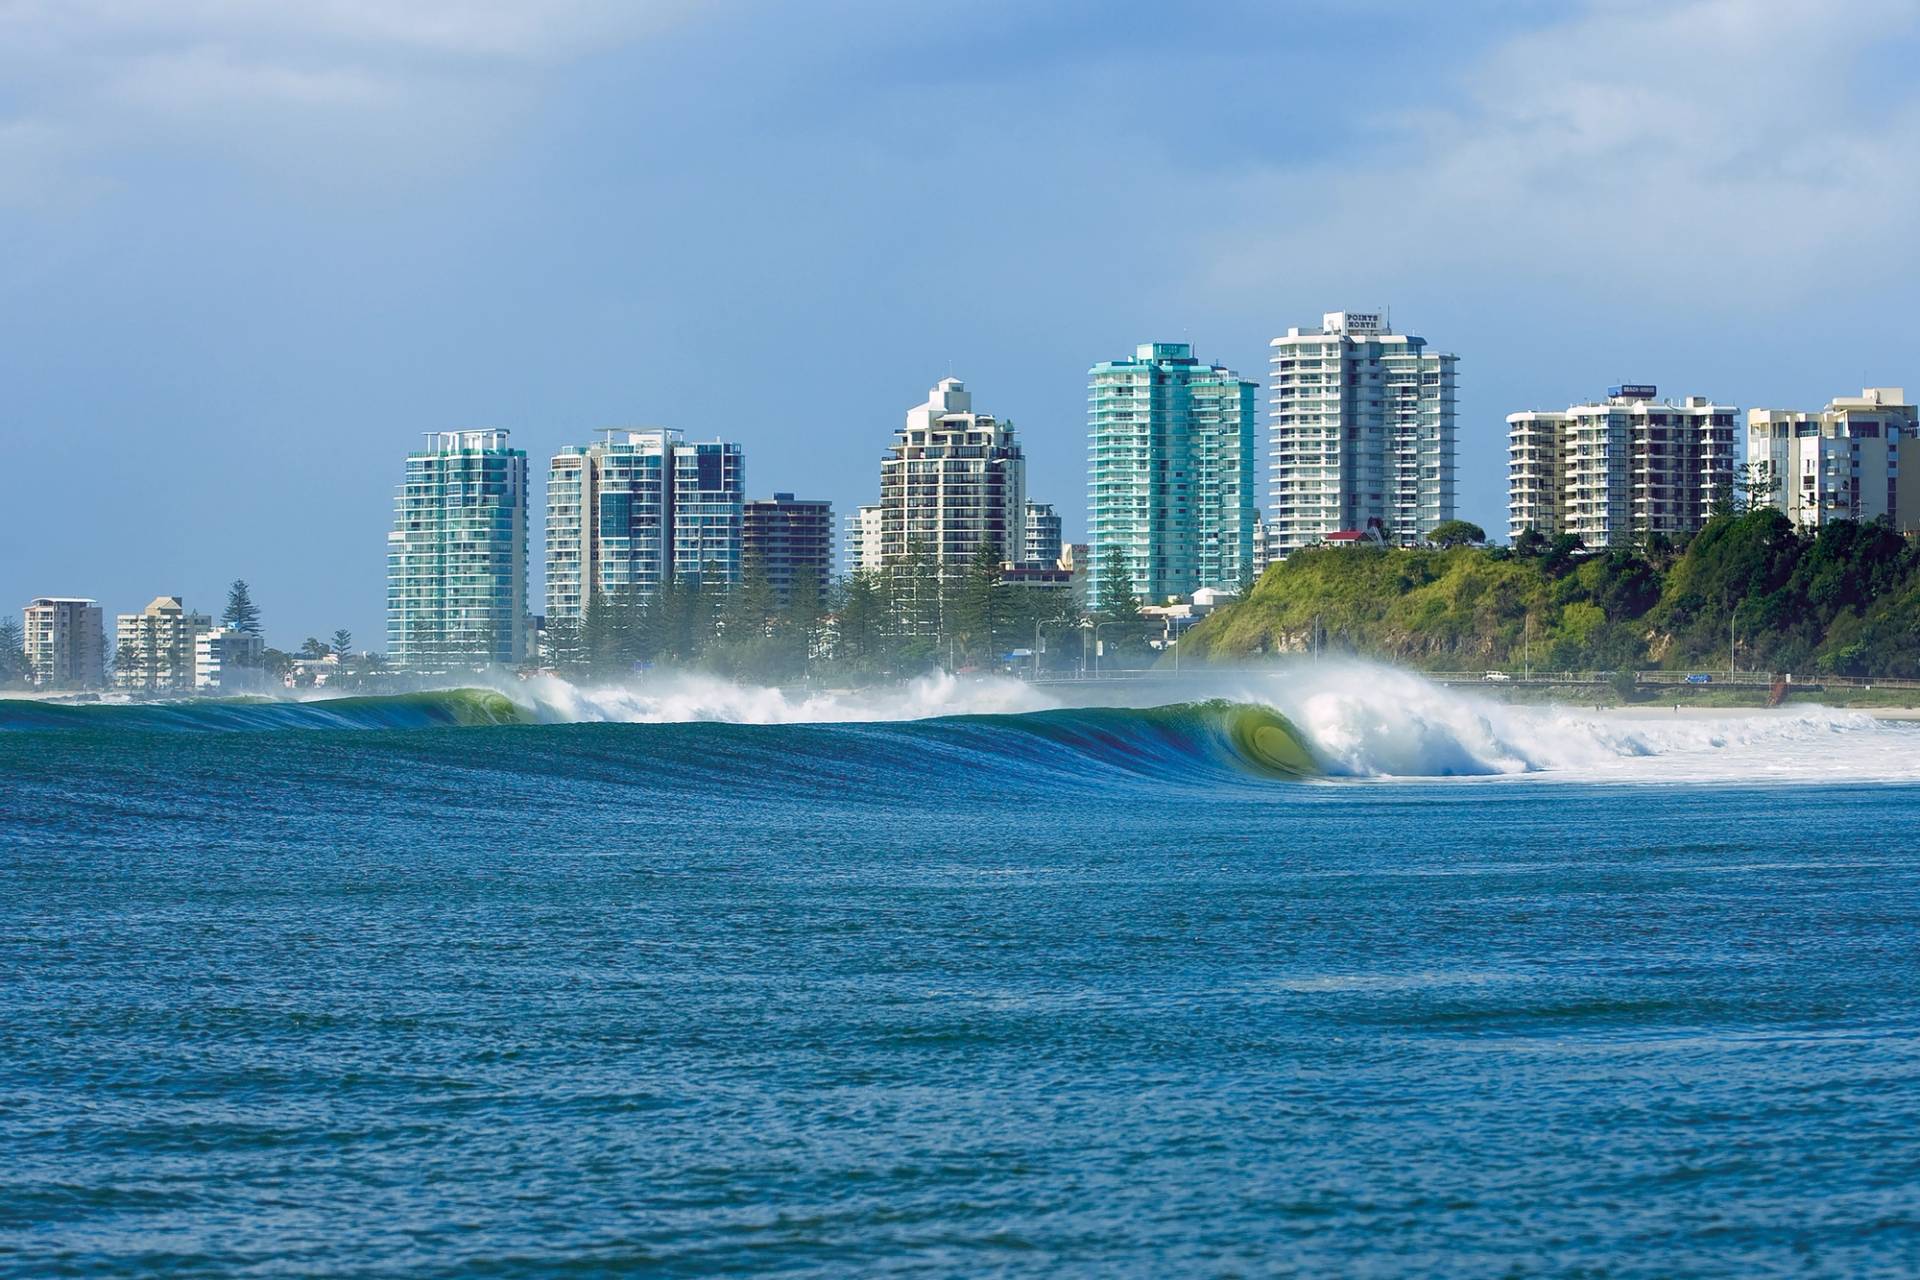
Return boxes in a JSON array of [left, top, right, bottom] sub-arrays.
[[19, 334, 1920, 655], [7, 2, 1920, 646]]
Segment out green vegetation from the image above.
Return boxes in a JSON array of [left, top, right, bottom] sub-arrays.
[[0, 618, 29, 688], [1181, 510, 1920, 678], [544, 543, 1082, 684], [221, 579, 262, 635], [1425, 519, 1486, 548]]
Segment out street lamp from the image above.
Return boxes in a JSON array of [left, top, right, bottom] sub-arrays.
[[1081, 618, 1127, 677], [1727, 593, 1741, 681]]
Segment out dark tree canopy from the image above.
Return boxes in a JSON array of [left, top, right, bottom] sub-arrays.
[[1427, 520, 1487, 548], [222, 580, 263, 635]]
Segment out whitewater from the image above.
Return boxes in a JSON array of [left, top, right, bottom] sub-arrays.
[[513, 664, 1920, 784], [10, 661, 1915, 785]]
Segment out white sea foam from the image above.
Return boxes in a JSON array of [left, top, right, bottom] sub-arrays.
[[355, 662, 1918, 784], [505, 669, 1057, 726], [1214, 662, 1917, 784]]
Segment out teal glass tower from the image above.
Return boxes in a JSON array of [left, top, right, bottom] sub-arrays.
[[387, 430, 530, 671], [1087, 343, 1257, 606]]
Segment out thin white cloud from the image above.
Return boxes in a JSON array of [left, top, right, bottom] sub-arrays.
[[0, 0, 695, 204], [1219, 0, 1920, 296]]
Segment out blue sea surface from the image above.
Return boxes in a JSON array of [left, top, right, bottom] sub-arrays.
[[3, 705, 1920, 1276]]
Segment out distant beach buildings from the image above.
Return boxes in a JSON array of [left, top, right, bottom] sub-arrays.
[[196, 627, 266, 691], [23, 597, 105, 689], [115, 595, 211, 693], [1267, 312, 1459, 558], [846, 503, 883, 576], [744, 494, 835, 608], [387, 430, 530, 672], [1748, 388, 1920, 531], [875, 378, 1027, 573], [1023, 501, 1063, 570], [29, 305, 1920, 690], [1086, 342, 1257, 608], [545, 429, 747, 633], [1507, 386, 1737, 547]]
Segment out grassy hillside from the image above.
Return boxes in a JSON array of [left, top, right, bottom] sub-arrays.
[[1181, 510, 1920, 678]]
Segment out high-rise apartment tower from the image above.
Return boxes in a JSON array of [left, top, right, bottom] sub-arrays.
[[1508, 386, 1735, 546], [1088, 342, 1257, 605], [1267, 311, 1457, 556], [387, 430, 530, 670], [745, 493, 835, 607], [876, 378, 1025, 573], [545, 430, 746, 629]]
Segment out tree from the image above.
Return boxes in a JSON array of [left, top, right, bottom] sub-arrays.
[[114, 629, 152, 690], [298, 637, 331, 659], [767, 571, 826, 680], [545, 614, 586, 674], [834, 570, 892, 671], [222, 580, 262, 635], [331, 629, 354, 658], [1427, 520, 1486, 549], [951, 539, 1008, 665], [1542, 533, 1586, 578], [1735, 461, 1783, 514], [1095, 544, 1142, 620], [883, 540, 944, 667], [0, 618, 29, 687]]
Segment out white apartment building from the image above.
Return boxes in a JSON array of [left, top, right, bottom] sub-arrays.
[[195, 627, 267, 691], [876, 378, 1026, 573], [22, 597, 105, 689], [115, 596, 211, 693], [1268, 311, 1457, 556], [1024, 501, 1064, 569], [1748, 388, 1919, 531], [1508, 386, 1736, 547], [846, 503, 885, 575], [544, 429, 746, 629]]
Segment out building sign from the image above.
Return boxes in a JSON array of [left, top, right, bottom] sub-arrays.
[[1608, 384, 1658, 399]]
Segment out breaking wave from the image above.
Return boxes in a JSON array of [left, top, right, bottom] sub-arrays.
[[3, 664, 1914, 784]]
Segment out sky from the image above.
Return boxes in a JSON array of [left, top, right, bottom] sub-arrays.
[[5, 0, 1920, 650]]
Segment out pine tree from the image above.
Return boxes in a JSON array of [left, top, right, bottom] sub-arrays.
[[330, 629, 353, 658], [835, 570, 887, 669], [114, 626, 152, 691], [1097, 544, 1142, 620], [222, 580, 262, 635], [779, 571, 825, 674], [952, 539, 1007, 665], [0, 618, 28, 687]]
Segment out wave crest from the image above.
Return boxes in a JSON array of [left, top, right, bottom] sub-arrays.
[[5, 663, 1912, 784]]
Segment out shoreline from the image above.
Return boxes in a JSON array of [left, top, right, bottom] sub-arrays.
[[1554, 703, 1920, 722]]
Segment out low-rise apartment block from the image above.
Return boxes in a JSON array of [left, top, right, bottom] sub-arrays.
[[1748, 388, 1919, 531], [22, 597, 105, 689], [115, 595, 211, 693], [196, 627, 267, 691]]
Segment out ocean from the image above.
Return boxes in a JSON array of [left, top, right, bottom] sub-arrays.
[[4, 665, 1919, 1277]]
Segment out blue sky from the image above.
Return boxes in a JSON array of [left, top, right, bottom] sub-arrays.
[[6, 0, 1920, 649]]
